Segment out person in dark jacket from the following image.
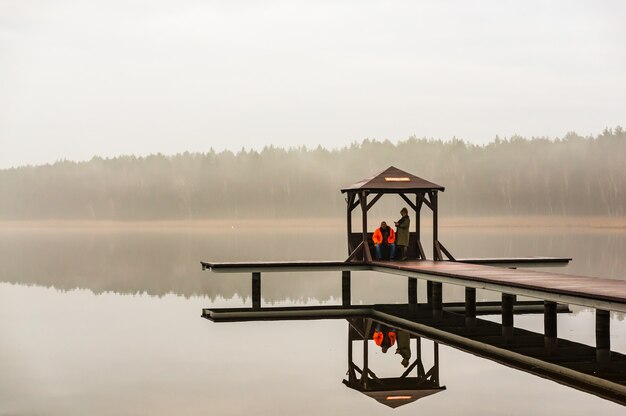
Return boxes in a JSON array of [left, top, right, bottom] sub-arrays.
[[395, 330, 411, 367], [394, 208, 410, 260]]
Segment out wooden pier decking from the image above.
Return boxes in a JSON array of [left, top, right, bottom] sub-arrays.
[[200, 256, 571, 272], [369, 260, 626, 313], [201, 257, 626, 313]]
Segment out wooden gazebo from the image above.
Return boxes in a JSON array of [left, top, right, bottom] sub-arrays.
[[341, 166, 454, 262]]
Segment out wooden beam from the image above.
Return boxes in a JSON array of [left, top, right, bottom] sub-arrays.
[[408, 277, 418, 304], [434, 241, 443, 262], [342, 271, 351, 306], [438, 241, 455, 261], [399, 193, 418, 212], [415, 194, 421, 244], [596, 309, 611, 365], [362, 319, 372, 389], [360, 192, 368, 261], [366, 193, 383, 211], [544, 301, 558, 353], [421, 193, 433, 210], [400, 358, 421, 378], [465, 287, 477, 329], [347, 192, 359, 212], [502, 293, 516, 339], [416, 239, 426, 260], [347, 193, 354, 255], [364, 241, 373, 262], [347, 324, 355, 382], [432, 282, 442, 321], [432, 191, 440, 261], [345, 241, 364, 262]]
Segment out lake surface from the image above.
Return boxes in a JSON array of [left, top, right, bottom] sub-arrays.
[[1, 224, 625, 415]]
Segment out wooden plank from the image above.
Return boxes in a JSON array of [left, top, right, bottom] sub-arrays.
[[201, 261, 369, 273], [458, 257, 571, 267]]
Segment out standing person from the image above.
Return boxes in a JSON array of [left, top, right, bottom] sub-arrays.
[[372, 221, 396, 260], [394, 208, 410, 260], [395, 330, 412, 368]]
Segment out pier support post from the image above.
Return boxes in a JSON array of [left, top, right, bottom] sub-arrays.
[[252, 272, 261, 309], [465, 287, 477, 329], [427, 281, 433, 305], [408, 277, 418, 305], [544, 301, 557, 354], [342, 271, 351, 306], [596, 309, 611, 366], [431, 282, 442, 321], [502, 293, 516, 340]]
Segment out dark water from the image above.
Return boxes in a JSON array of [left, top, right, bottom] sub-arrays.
[[0, 225, 625, 415]]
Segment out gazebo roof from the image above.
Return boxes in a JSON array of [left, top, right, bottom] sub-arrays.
[[343, 385, 446, 409], [341, 166, 444, 193]]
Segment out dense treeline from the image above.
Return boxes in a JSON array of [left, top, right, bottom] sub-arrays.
[[1, 127, 625, 219]]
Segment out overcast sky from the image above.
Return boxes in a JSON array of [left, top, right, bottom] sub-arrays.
[[1, 0, 624, 168]]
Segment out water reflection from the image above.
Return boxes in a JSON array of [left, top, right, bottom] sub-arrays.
[[344, 319, 445, 408], [0, 227, 625, 303], [203, 303, 626, 407]]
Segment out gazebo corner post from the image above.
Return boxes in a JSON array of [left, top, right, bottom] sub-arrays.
[[415, 193, 423, 260], [362, 319, 372, 389], [432, 190, 442, 261], [360, 191, 371, 262], [346, 192, 354, 255], [347, 322, 356, 383]]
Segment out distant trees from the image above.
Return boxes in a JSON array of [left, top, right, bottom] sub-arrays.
[[1, 128, 625, 219]]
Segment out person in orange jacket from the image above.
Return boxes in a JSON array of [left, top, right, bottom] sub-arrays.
[[372, 221, 396, 260], [373, 323, 397, 353]]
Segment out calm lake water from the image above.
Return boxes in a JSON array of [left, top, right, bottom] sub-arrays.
[[1, 224, 625, 415]]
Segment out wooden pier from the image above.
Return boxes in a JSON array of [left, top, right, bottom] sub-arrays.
[[200, 166, 626, 407], [201, 257, 626, 313]]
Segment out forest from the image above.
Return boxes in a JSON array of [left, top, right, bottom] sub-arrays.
[[1, 127, 625, 220]]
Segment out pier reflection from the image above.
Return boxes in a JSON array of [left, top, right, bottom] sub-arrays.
[[203, 302, 626, 407]]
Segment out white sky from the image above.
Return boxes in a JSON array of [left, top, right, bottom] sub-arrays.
[[1, 0, 625, 168]]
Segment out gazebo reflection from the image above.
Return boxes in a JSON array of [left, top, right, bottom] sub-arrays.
[[343, 317, 446, 408]]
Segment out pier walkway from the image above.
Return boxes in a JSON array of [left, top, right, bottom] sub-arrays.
[[201, 257, 626, 313]]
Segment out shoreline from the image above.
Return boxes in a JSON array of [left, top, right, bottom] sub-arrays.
[[1, 216, 625, 230]]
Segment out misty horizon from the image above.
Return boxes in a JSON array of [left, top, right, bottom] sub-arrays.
[[2, 127, 623, 170], [2, 128, 624, 220]]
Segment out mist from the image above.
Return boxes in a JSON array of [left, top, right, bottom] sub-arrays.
[[2, 0, 625, 168]]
